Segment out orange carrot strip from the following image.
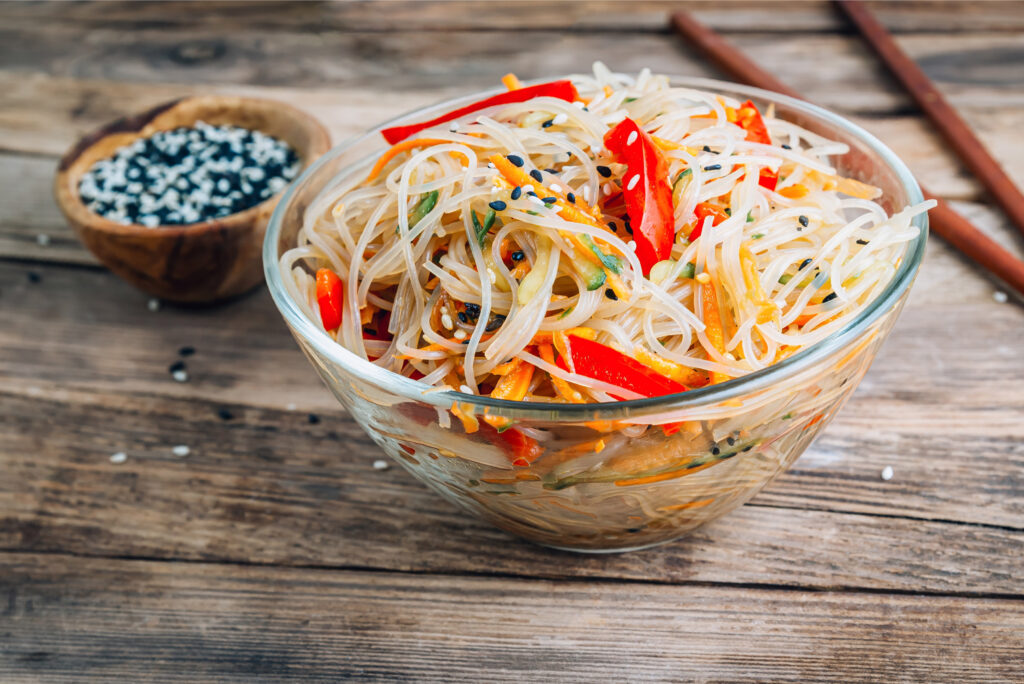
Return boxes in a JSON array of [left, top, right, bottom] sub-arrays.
[[539, 342, 585, 402], [501, 73, 522, 91], [613, 459, 722, 487], [778, 183, 809, 199], [364, 138, 453, 183], [657, 498, 716, 512], [701, 278, 730, 385], [483, 360, 534, 428], [632, 347, 708, 387]]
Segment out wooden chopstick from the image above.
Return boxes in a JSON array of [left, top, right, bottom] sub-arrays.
[[837, 0, 1024, 242], [670, 10, 1024, 299]]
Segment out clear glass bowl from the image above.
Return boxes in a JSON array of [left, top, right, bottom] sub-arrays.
[[263, 77, 927, 552]]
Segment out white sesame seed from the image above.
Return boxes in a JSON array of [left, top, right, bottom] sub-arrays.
[[582, 186, 592, 203], [627, 240, 637, 252], [459, 384, 473, 394], [373, 459, 389, 470], [109, 452, 127, 464], [522, 184, 534, 194], [454, 330, 467, 340], [172, 369, 189, 383], [602, 182, 615, 195], [549, 184, 562, 193], [724, 352, 737, 362], [626, 131, 639, 146], [529, 195, 546, 207], [572, 101, 586, 109], [552, 113, 568, 125], [993, 291, 1008, 303], [881, 466, 894, 481], [696, 272, 711, 284], [487, 162, 496, 169], [171, 445, 190, 458], [147, 298, 161, 312], [36, 234, 51, 246], [449, 122, 460, 133], [441, 313, 454, 330], [626, 174, 640, 191]]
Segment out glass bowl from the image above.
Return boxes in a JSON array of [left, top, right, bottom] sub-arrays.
[[263, 77, 927, 552]]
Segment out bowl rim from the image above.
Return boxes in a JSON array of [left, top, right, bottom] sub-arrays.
[[263, 75, 928, 421], [55, 94, 332, 238]]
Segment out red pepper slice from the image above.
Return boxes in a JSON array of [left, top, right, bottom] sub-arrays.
[[315, 268, 344, 331], [479, 423, 544, 467], [689, 202, 729, 241], [733, 100, 778, 190], [555, 335, 687, 399], [380, 80, 580, 145], [603, 118, 675, 275]]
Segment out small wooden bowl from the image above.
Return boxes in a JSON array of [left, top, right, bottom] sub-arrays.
[[54, 96, 331, 303]]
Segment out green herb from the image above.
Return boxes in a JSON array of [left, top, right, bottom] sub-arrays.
[[724, 208, 732, 217], [624, 97, 638, 103], [778, 274, 792, 284], [409, 190, 438, 228], [680, 262, 696, 279], [558, 306, 574, 320], [752, 233, 764, 239], [472, 208, 497, 246], [672, 168, 692, 190], [746, 211, 755, 223], [782, 412, 793, 420], [526, 210, 540, 216], [579, 234, 622, 274]]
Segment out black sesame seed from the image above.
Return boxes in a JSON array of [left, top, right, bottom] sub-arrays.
[[488, 200, 507, 211], [507, 154, 524, 167], [596, 165, 612, 178], [726, 436, 736, 446], [178, 346, 195, 357], [541, 196, 557, 204], [799, 259, 812, 270], [711, 446, 721, 455], [308, 413, 320, 424], [511, 250, 525, 262], [527, 191, 538, 197], [781, 144, 792, 150], [457, 311, 468, 323], [703, 164, 722, 171], [542, 119, 554, 128], [798, 215, 809, 227], [607, 221, 618, 232], [567, 192, 576, 203], [605, 288, 618, 301], [529, 169, 543, 182], [485, 314, 506, 332], [856, 239, 869, 245], [510, 186, 522, 200], [823, 292, 838, 303], [169, 360, 186, 374], [703, 145, 711, 152], [743, 445, 753, 452], [464, 302, 481, 317], [26, 271, 41, 283], [217, 408, 234, 421], [545, 168, 558, 174]]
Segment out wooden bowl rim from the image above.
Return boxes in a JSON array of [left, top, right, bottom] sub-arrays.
[[54, 94, 331, 238]]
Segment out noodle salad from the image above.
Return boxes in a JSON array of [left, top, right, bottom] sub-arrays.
[[281, 64, 930, 461]]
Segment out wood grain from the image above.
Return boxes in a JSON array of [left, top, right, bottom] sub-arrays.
[[4, 0, 1024, 33], [1, 384, 1022, 595], [1, 553, 1022, 683], [3, 23, 1024, 116]]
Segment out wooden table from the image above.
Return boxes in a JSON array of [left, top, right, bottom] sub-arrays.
[[2, 2, 1023, 680]]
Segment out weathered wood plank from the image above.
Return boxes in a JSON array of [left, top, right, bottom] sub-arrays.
[[3, 25, 1024, 116], [4, 1, 1024, 34], [1, 553, 1022, 682], [1, 385, 1022, 594]]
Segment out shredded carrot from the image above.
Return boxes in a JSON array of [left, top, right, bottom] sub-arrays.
[[739, 246, 777, 325], [490, 359, 521, 376], [365, 138, 451, 183], [539, 342, 585, 402], [701, 277, 730, 385], [509, 262, 530, 279], [489, 154, 602, 223], [657, 498, 716, 512], [632, 347, 707, 387], [651, 135, 699, 154], [613, 458, 723, 487], [530, 327, 596, 346], [501, 73, 522, 91], [558, 438, 606, 456], [603, 85, 614, 98], [483, 360, 534, 428], [451, 402, 479, 433], [778, 183, 809, 199]]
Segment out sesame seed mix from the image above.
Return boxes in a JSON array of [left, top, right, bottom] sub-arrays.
[[78, 121, 300, 227]]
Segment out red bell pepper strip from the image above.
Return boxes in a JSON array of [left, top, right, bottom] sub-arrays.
[[315, 268, 344, 331], [555, 334, 688, 399], [380, 80, 580, 145], [689, 202, 729, 241], [603, 118, 675, 275], [734, 100, 778, 191], [479, 422, 544, 467]]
